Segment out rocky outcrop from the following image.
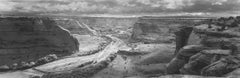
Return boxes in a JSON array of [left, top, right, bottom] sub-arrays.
[[0, 17, 79, 66], [167, 16, 240, 77], [130, 17, 207, 44], [131, 22, 175, 43]]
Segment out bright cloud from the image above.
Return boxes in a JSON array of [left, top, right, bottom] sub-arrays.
[[0, 0, 239, 15]]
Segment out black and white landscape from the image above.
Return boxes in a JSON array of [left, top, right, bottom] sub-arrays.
[[0, 0, 240, 78]]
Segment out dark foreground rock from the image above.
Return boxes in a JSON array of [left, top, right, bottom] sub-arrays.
[[167, 16, 240, 77], [0, 54, 58, 72], [0, 17, 79, 66]]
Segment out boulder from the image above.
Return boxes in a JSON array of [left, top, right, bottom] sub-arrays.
[[0, 17, 79, 66]]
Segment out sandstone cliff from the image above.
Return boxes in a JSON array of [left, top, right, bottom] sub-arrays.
[[130, 17, 207, 43], [0, 17, 79, 66]]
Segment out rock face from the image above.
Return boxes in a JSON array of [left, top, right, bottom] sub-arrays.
[[0, 17, 79, 66], [130, 17, 207, 43], [167, 16, 240, 77]]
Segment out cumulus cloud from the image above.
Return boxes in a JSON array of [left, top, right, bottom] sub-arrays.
[[0, 0, 16, 11], [0, 0, 239, 15]]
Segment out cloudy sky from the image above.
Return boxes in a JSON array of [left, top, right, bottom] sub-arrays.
[[0, 0, 240, 16]]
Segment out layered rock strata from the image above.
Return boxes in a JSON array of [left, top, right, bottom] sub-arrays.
[[0, 17, 79, 66]]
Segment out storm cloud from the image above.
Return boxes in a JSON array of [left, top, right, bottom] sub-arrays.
[[0, 0, 240, 15]]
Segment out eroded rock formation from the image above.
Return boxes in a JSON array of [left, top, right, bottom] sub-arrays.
[[166, 16, 240, 77], [130, 17, 207, 44], [0, 17, 79, 66]]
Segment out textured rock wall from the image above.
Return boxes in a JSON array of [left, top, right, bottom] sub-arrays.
[[130, 17, 208, 43], [0, 17, 79, 66]]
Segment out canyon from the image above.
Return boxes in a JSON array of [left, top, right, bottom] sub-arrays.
[[1, 16, 236, 78]]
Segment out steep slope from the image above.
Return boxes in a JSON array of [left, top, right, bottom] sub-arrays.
[[0, 17, 79, 66]]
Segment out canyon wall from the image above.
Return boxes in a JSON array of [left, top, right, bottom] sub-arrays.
[[54, 16, 209, 43], [0, 17, 79, 66], [131, 17, 209, 43]]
